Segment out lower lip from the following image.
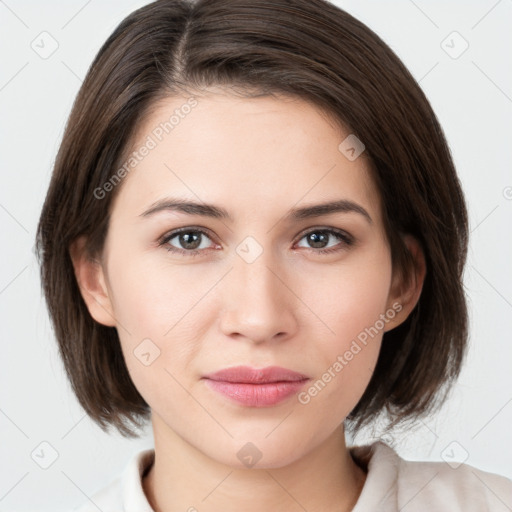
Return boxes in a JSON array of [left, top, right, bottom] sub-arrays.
[[203, 379, 309, 407]]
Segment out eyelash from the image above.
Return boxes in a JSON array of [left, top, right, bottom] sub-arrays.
[[157, 226, 354, 257]]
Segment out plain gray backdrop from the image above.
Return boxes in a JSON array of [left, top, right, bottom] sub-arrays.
[[1, 0, 511, 510]]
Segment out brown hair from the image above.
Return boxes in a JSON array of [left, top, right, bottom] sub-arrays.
[[35, 0, 469, 438]]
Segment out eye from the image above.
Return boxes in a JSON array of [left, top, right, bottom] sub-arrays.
[[158, 228, 218, 257], [158, 226, 354, 257], [295, 228, 354, 254]]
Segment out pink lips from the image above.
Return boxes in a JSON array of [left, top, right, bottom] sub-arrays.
[[202, 365, 310, 407]]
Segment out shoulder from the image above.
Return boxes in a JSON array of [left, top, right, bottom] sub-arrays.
[[351, 441, 512, 512], [71, 448, 155, 512], [71, 476, 123, 512], [396, 453, 512, 511]]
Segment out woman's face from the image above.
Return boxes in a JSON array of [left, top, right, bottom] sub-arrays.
[[83, 90, 414, 468]]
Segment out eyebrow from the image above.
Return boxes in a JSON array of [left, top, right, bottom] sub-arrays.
[[139, 197, 373, 224]]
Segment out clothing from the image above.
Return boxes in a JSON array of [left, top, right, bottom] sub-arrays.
[[73, 441, 512, 511]]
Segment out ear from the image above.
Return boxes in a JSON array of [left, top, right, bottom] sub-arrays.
[[384, 234, 426, 332], [69, 235, 116, 327]]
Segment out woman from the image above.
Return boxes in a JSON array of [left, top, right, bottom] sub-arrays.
[[35, 0, 512, 510]]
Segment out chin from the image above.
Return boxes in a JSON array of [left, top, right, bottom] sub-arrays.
[[201, 430, 314, 470]]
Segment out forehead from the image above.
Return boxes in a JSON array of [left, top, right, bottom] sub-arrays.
[[111, 91, 381, 224]]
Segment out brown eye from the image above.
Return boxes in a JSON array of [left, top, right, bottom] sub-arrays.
[[159, 228, 217, 256], [296, 228, 353, 254]]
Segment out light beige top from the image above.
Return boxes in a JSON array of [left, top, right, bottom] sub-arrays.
[[74, 441, 512, 511]]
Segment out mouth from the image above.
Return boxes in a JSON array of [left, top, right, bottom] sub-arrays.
[[201, 365, 310, 407], [202, 365, 309, 383]]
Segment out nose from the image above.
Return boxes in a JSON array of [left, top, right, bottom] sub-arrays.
[[218, 247, 298, 345]]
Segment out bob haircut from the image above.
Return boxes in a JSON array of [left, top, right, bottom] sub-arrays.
[[35, 0, 469, 438]]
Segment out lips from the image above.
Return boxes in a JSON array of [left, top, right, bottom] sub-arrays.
[[202, 365, 310, 407], [202, 365, 309, 384]]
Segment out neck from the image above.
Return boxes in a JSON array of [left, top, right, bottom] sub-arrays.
[[143, 416, 367, 512]]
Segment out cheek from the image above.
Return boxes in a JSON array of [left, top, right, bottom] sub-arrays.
[[307, 246, 392, 350], [106, 249, 201, 338], [298, 248, 392, 409], [104, 251, 211, 405]]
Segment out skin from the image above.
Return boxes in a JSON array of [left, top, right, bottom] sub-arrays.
[[71, 89, 425, 512]]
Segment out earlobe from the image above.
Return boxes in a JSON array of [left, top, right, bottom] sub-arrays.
[[384, 234, 426, 332], [69, 236, 117, 327]]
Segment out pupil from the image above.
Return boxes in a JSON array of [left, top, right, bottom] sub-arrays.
[[181, 232, 200, 249], [309, 232, 327, 248]]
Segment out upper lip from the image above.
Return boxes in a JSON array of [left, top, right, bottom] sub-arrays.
[[203, 365, 309, 384]]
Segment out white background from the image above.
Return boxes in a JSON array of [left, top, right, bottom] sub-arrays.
[[1, 1, 511, 510]]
